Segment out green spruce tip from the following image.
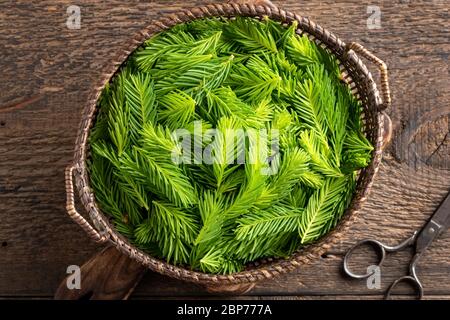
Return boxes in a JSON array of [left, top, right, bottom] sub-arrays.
[[88, 16, 373, 274]]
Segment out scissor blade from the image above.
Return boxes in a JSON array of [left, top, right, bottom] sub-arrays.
[[431, 190, 450, 229], [415, 191, 450, 253]]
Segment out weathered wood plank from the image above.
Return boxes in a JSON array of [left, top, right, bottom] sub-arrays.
[[54, 246, 147, 300], [139, 294, 450, 300], [0, 0, 448, 298]]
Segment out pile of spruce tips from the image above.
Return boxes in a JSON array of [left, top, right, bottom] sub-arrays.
[[89, 17, 373, 274]]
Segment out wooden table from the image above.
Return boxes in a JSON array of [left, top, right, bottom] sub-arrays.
[[0, 0, 449, 299]]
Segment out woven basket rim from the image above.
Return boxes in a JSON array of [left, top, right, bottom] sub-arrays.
[[71, 2, 384, 285]]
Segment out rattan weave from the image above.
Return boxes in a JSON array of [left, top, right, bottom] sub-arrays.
[[65, 1, 391, 287]]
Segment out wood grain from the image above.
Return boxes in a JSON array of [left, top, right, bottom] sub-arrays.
[[54, 246, 147, 300], [0, 0, 448, 299]]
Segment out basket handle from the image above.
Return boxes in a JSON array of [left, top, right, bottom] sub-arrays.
[[345, 42, 391, 112], [65, 164, 108, 243]]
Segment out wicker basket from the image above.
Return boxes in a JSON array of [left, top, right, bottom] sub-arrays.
[[65, 0, 392, 293]]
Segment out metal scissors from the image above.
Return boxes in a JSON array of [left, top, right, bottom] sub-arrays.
[[343, 190, 450, 299]]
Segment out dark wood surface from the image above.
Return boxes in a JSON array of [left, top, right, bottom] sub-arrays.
[[0, 0, 449, 299], [53, 246, 147, 300]]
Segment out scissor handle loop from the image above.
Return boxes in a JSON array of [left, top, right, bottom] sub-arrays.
[[343, 239, 387, 279], [385, 275, 424, 300], [343, 232, 418, 280]]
